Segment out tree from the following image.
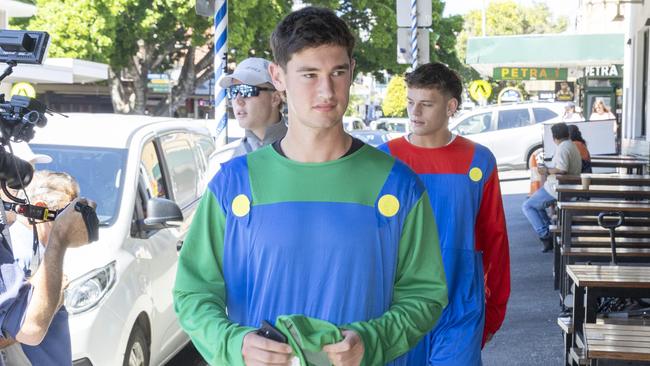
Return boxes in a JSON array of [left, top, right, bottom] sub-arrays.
[[13, 0, 289, 115], [382, 76, 407, 117], [456, 1, 567, 66], [13, 0, 463, 115], [308, 0, 464, 82]]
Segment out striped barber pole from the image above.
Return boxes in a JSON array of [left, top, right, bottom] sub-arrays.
[[410, 0, 418, 69], [214, 0, 228, 145]]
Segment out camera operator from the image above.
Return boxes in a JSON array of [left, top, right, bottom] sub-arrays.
[[0, 194, 95, 365], [0, 27, 99, 364]]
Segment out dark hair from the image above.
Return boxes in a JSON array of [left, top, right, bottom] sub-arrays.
[[568, 124, 587, 145], [405, 62, 463, 108], [270, 7, 356, 69], [551, 122, 570, 140]]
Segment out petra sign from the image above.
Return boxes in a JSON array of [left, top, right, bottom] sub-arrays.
[[584, 65, 622, 78], [493, 67, 567, 81]]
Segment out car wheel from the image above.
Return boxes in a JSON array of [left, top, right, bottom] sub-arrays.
[[527, 146, 543, 169], [123, 324, 150, 366]]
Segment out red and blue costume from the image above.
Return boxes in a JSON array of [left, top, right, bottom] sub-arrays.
[[380, 136, 510, 365]]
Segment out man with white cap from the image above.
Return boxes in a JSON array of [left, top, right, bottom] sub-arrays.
[[212, 57, 287, 168]]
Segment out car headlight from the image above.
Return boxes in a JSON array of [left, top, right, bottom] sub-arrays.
[[65, 261, 116, 315]]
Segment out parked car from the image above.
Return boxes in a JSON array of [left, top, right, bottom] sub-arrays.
[[372, 117, 410, 136], [349, 130, 392, 147], [29, 113, 216, 366], [449, 102, 565, 169], [343, 116, 366, 131]]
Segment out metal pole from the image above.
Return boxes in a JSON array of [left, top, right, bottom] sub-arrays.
[[168, 72, 173, 117], [214, 0, 228, 146], [410, 0, 418, 69]]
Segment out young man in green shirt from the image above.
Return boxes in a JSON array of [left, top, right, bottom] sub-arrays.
[[173, 7, 448, 366]]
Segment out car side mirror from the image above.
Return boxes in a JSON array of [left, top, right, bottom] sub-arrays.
[[143, 198, 183, 229]]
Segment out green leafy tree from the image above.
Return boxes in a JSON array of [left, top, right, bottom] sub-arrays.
[[346, 93, 365, 118], [12, 0, 462, 114], [382, 76, 407, 117], [308, 0, 464, 82], [12, 0, 289, 115]]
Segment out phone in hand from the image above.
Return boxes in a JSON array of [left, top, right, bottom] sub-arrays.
[[256, 320, 288, 344]]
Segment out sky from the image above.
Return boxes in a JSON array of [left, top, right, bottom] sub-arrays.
[[443, 0, 576, 18]]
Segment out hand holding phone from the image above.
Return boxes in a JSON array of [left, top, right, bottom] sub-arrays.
[[256, 320, 288, 344]]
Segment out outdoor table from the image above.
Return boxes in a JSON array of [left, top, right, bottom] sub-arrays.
[[584, 323, 650, 363], [556, 184, 650, 202], [591, 154, 646, 161], [557, 174, 650, 187], [589, 158, 648, 174], [567, 265, 650, 364], [556, 202, 650, 300], [557, 202, 650, 249]]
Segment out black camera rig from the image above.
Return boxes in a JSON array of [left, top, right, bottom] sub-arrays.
[[0, 29, 97, 241], [0, 30, 51, 191]]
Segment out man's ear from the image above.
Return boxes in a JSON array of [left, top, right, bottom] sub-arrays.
[[447, 98, 459, 116], [269, 62, 286, 92], [271, 91, 284, 109]]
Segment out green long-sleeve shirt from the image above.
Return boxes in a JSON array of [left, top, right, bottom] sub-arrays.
[[173, 145, 448, 365]]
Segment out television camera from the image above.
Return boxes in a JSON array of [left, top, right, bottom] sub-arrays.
[[0, 29, 97, 240]]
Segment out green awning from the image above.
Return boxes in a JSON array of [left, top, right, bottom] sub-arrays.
[[466, 33, 624, 76]]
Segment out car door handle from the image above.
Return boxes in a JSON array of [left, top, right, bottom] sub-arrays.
[[176, 240, 184, 251]]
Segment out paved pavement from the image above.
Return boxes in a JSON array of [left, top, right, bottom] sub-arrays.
[[483, 179, 564, 365], [168, 177, 567, 365]]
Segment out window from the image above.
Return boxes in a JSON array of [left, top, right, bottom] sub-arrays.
[[453, 112, 492, 135], [195, 135, 215, 162], [160, 133, 199, 208], [497, 109, 531, 130], [31, 144, 127, 226], [193, 135, 216, 174], [140, 141, 168, 200], [533, 108, 558, 123]]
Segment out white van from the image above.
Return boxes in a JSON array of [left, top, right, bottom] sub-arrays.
[[28, 113, 216, 366]]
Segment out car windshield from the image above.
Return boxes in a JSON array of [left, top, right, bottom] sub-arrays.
[[385, 122, 406, 133], [351, 133, 389, 147], [30, 144, 128, 226]]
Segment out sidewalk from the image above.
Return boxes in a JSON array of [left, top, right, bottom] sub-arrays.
[[483, 180, 564, 365]]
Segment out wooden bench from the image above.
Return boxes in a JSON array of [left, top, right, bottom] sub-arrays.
[[584, 323, 650, 362], [560, 236, 650, 248], [550, 224, 650, 237], [557, 174, 650, 187], [560, 225, 650, 238], [570, 346, 588, 365], [562, 247, 650, 261], [565, 215, 650, 227], [559, 316, 574, 365]]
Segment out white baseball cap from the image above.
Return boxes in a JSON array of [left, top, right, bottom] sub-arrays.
[[9, 142, 52, 165], [218, 58, 274, 88]]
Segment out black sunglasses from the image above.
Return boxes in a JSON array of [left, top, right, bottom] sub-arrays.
[[226, 84, 274, 100]]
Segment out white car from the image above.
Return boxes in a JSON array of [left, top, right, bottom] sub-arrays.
[[29, 114, 216, 366], [449, 102, 565, 169], [343, 116, 366, 131], [372, 117, 410, 137]]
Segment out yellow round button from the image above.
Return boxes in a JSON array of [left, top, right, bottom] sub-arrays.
[[469, 167, 483, 182], [231, 194, 250, 217], [378, 194, 400, 217]]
